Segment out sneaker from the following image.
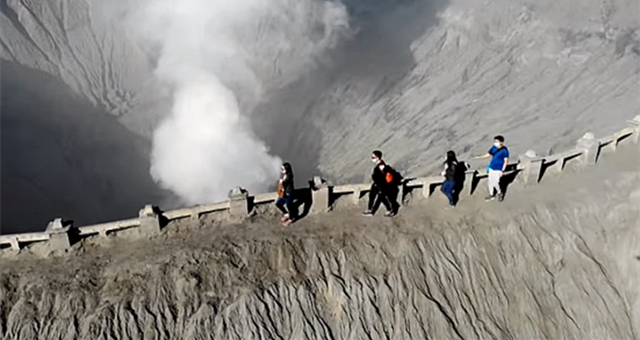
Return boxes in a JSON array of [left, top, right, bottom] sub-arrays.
[[497, 193, 504, 202], [280, 214, 290, 222], [282, 219, 293, 227], [485, 195, 496, 201], [384, 211, 396, 217], [362, 211, 373, 216]]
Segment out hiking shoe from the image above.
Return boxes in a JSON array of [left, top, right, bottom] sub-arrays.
[[362, 210, 373, 216], [497, 193, 505, 202], [384, 211, 396, 217], [485, 195, 496, 201]]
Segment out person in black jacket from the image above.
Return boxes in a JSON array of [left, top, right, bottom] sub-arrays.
[[440, 150, 464, 206], [362, 150, 400, 217], [276, 162, 296, 226]]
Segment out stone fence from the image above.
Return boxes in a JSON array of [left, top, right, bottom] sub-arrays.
[[2, 116, 638, 253]]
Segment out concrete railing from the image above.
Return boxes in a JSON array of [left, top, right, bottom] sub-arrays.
[[2, 116, 638, 253], [77, 219, 141, 237]]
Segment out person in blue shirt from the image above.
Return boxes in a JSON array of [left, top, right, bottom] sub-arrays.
[[474, 135, 509, 202]]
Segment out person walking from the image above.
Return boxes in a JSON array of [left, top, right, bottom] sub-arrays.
[[362, 150, 401, 217], [474, 135, 509, 202], [440, 150, 461, 206], [276, 162, 296, 226]]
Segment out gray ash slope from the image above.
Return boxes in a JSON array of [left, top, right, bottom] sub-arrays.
[[0, 133, 638, 339], [2, 0, 639, 182]]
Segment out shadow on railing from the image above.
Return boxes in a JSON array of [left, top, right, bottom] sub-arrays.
[[2, 116, 638, 254]]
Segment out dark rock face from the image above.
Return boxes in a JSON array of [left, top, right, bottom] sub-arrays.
[[0, 60, 169, 234], [0, 145, 638, 339]]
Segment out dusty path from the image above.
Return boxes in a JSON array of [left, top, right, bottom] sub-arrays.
[[0, 143, 638, 339]]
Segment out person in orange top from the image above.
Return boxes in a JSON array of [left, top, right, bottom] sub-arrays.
[[276, 162, 296, 226]]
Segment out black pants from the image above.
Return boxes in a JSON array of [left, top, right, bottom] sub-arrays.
[[368, 184, 400, 213]]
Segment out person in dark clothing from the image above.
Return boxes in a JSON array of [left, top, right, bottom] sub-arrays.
[[440, 150, 461, 206], [276, 162, 296, 226], [453, 158, 468, 202], [362, 150, 400, 217]]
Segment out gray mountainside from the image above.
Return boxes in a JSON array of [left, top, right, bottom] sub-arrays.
[[0, 0, 640, 180], [1, 0, 638, 181]]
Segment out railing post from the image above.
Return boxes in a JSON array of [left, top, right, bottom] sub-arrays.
[[422, 177, 437, 199], [9, 237, 19, 251], [545, 153, 566, 174], [190, 212, 200, 222], [518, 150, 544, 186], [629, 115, 640, 143], [228, 187, 250, 218], [421, 182, 430, 199], [311, 176, 332, 213], [422, 178, 440, 199], [576, 132, 600, 165], [422, 181, 433, 199], [353, 188, 362, 204], [139, 205, 161, 235], [44, 218, 73, 251]]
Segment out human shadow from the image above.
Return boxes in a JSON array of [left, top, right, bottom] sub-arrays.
[[292, 186, 313, 221], [453, 162, 471, 205], [499, 164, 520, 198]]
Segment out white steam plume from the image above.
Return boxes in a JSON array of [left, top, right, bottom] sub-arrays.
[[122, 0, 349, 205]]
